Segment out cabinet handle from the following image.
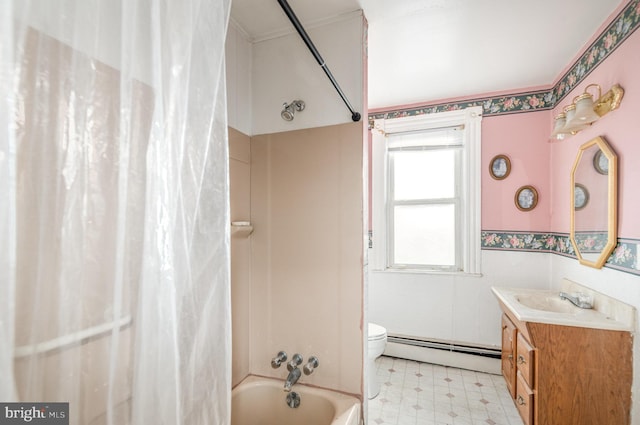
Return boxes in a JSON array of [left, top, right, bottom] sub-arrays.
[[517, 354, 526, 365], [517, 395, 526, 406]]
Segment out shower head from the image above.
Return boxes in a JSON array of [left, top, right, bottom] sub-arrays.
[[281, 100, 305, 121], [281, 104, 295, 121]]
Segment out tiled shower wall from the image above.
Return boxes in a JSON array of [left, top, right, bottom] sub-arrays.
[[229, 122, 365, 397], [229, 127, 252, 387], [249, 122, 364, 396]]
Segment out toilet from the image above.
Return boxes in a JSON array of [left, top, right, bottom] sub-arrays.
[[367, 322, 388, 399]]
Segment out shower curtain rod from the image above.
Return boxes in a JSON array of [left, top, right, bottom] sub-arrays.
[[276, 0, 362, 122]]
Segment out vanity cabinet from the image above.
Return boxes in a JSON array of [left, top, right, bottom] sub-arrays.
[[499, 310, 632, 425]]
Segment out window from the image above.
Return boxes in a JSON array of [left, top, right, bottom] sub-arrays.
[[371, 107, 482, 274]]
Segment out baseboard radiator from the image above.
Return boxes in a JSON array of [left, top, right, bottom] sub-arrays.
[[384, 335, 502, 375]]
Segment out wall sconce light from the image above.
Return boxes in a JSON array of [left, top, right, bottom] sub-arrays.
[[550, 112, 567, 140], [550, 83, 624, 140]]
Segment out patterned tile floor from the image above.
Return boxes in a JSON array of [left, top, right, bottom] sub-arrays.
[[368, 356, 524, 425]]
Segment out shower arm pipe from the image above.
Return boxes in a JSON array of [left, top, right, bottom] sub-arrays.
[[276, 0, 361, 122]]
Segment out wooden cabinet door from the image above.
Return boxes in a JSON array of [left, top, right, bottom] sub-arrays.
[[501, 314, 517, 398]]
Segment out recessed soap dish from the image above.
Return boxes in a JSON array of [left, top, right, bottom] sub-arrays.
[[231, 221, 253, 237]]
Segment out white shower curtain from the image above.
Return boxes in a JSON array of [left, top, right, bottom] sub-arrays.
[[0, 1, 232, 424]]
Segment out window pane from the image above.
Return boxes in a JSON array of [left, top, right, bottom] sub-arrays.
[[393, 204, 456, 267], [392, 149, 456, 200]]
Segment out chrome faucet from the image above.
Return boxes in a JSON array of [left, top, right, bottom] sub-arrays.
[[559, 291, 593, 309], [273, 352, 320, 392], [284, 366, 301, 392], [283, 353, 303, 392]]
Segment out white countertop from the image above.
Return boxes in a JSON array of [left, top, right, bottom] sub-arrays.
[[491, 280, 635, 332]]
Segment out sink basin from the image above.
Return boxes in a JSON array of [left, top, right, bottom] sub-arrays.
[[491, 282, 635, 331], [515, 293, 578, 314]]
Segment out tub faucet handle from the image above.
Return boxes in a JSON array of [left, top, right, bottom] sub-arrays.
[[287, 353, 303, 371], [271, 351, 288, 369], [303, 356, 319, 375]]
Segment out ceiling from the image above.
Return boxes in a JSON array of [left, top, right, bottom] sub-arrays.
[[230, 0, 623, 109]]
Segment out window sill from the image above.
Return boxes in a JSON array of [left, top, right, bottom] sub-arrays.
[[370, 267, 483, 277]]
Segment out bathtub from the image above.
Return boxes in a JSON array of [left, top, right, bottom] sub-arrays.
[[231, 375, 361, 425]]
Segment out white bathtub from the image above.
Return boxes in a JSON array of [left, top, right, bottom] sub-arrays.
[[231, 375, 361, 425]]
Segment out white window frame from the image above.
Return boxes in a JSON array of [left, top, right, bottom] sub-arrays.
[[371, 106, 482, 275]]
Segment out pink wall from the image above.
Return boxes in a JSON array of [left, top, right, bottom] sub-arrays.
[[368, 111, 553, 233], [371, 26, 640, 239], [550, 28, 640, 238], [482, 111, 551, 231]]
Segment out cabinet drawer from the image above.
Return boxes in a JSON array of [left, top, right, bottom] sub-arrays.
[[501, 315, 517, 398], [516, 371, 534, 425], [516, 332, 535, 387]]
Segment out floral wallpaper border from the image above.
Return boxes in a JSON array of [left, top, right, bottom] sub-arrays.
[[572, 231, 610, 254], [482, 231, 639, 275], [369, 0, 640, 124]]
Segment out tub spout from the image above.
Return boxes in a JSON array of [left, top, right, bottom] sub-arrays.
[[284, 367, 301, 392]]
